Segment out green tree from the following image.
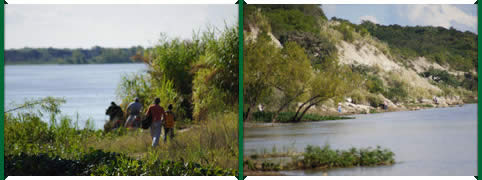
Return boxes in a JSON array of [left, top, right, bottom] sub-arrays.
[[244, 31, 282, 121], [270, 41, 312, 122], [291, 64, 354, 122], [192, 26, 239, 121], [139, 33, 204, 119]]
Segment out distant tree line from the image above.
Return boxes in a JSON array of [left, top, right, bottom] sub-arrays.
[[5, 46, 144, 65]]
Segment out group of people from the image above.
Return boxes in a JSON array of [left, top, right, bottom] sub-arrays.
[[106, 97, 176, 147]]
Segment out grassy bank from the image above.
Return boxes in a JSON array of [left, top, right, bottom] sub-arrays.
[[5, 150, 234, 176], [251, 111, 353, 123], [4, 99, 237, 176], [245, 145, 395, 172]]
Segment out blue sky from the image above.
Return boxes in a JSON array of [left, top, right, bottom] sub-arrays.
[[321, 5, 477, 33], [5, 5, 237, 49]]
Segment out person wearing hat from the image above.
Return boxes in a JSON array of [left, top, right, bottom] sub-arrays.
[[125, 97, 142, 128], [146, 97, 166, 147]]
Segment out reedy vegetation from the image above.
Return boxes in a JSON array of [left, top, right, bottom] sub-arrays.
[[245, 145, 395, 171], [5, 97, 237, 175]]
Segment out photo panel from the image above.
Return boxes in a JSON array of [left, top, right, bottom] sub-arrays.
[[4, 4, 239, 176], [243, 4, 477, 176]]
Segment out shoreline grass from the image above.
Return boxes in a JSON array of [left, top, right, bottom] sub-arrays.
[[251, 111, 353, 123], [5, 99, 237, 176], [245, 145, 395, 172]]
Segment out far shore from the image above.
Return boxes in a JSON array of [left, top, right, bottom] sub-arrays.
[[4, 62, 144, 66], [244, 102, 476, 127]]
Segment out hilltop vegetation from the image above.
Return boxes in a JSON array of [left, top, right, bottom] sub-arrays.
[[359, 21, 477, 71], [244, 4, 477, 121], [5, 46, 144, 64]]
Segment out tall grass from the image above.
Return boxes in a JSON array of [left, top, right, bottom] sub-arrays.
[[4, 97, 237, 175], [91, 112, 238, 169], [4, 99, 99, 159]]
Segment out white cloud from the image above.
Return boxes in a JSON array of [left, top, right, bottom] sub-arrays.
[[399, 5, 476, 29], [359, 15, 378, 24]]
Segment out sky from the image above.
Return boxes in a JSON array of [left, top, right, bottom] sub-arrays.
[[5, 5, 237, 49], [321, 4, 477, 34]]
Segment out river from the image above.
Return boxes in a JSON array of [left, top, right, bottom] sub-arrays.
[[5, 63, 147, 129], [244, 104, 477, 175]]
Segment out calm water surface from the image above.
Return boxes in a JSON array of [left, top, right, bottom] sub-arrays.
[[5, 64, 147, 129], [245, 104, 477, 175]]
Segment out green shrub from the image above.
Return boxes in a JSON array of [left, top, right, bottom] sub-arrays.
[[5, 98, 237, 176], [383, 80, 408, 103], [248, 5, 326, 38], [349, 90, 367, 104], [5, 150, 235, 176], [335, 23, 354, 42], [420, 67, 460, 87], [302, 145, 395, 168], [366, 76, 384, 94], [366, 94, 384, 107], [251, 111, 352, 123], [359, 22, 477, 72], [246, 145, 395, 171]]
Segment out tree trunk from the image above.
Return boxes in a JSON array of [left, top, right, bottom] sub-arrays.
[[273, 90, 305, 123], [245, 106, 252, 122], [272, 100, 291, 123], [244, 88, 263, 122], [291, 103, 306, 122], [291, 95, 320, 122], [295, 99, 323, 122]]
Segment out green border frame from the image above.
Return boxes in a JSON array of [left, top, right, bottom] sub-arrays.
[[238, 0, 244, 179]]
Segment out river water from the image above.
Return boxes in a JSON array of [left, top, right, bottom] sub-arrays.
[[244, 104, 477, 175], [5, 63, 147, 129]]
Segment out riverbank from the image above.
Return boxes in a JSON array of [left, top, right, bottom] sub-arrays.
[[317, 96, 472, 116], [4, 102, 238, 176], [245, 96, 475, 128]]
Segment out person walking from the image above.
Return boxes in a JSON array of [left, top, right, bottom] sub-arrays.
[[163, 104, 175, 142], [146, 97, 165, 147], [125, 97, 142, 128], [105, 102, 124, 130]]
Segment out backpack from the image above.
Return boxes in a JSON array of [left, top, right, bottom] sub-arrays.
[[141, 112, 152, 129]]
